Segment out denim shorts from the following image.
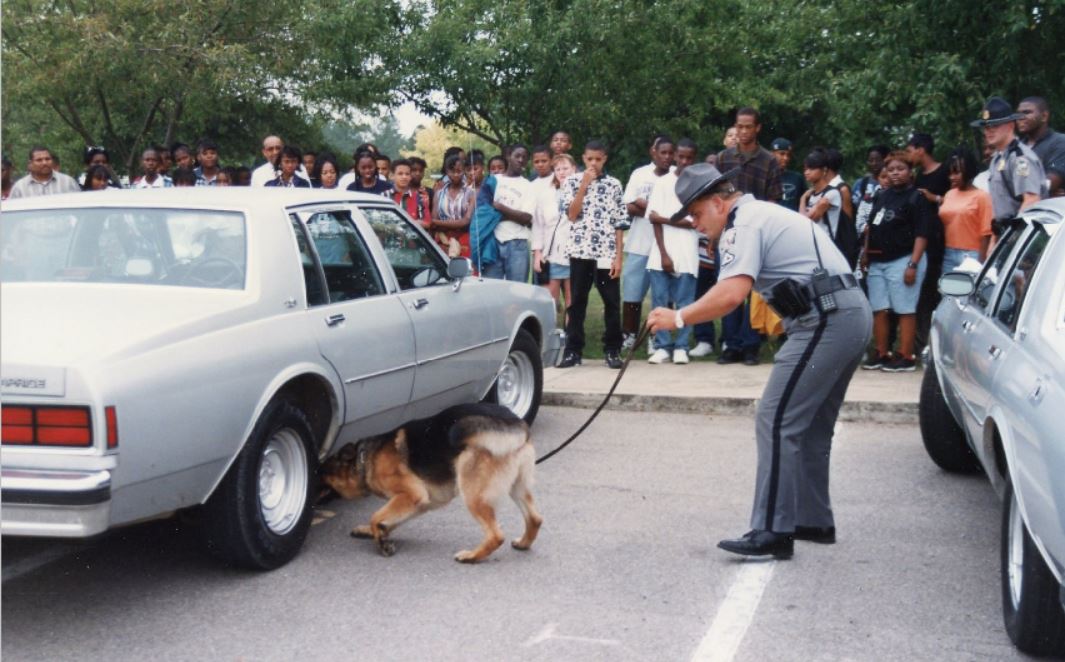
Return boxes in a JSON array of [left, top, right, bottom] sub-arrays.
[[547, 261, 570, 280], [622, 252, 651, 303], [942, 248, 980, 274], [867, 254, 926, 314]]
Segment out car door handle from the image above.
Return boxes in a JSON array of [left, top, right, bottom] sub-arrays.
[[1029, 379, 1045, 404], [988, 345, 1002, 359], [412, 298, 429, 310], [325, 313, 346, 327], [961, 320, 974, 332]]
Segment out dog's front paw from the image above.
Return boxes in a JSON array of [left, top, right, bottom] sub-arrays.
[[453, 549, 480, 563], [350, 525, 374, 539], [511, 538, 532, 551], [378, 540, 396, 557]]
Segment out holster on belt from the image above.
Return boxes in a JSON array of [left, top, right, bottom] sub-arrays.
[[764, 278, 812, 318]]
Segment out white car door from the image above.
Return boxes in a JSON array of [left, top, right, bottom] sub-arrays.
[[289, 211, 415, 436], [992, 224, 1065, 565], [354, 206, 499, 418], [951, 226, 1027, 433]]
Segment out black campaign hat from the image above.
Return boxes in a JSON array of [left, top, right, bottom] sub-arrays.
[[671, 164, 740, 222], [970, 96, 1024, 128]]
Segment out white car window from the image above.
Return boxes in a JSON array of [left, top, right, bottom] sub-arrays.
[[359, 207, 449, 291], [0, 207, 246, 289], [973, 225, 1025, 311], [301, 211, 384, 303], [994, 229, 1050, 331]]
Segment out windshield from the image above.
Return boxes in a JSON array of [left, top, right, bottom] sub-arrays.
[[1, 207, 246, 289]]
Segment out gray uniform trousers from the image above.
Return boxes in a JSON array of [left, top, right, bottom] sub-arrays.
[[750, 288, 872, 532]]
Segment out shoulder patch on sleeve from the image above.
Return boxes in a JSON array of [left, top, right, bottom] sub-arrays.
[[1017, 157, 1029, 178]]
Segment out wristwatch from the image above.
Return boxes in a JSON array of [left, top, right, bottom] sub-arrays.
[[906, 260, 918, 269], [674, 309, 685, 329]]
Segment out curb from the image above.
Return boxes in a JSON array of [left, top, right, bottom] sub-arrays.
[[542, 391, 918, 425]]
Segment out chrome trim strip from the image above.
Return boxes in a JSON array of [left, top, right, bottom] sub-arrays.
[[416, 337, 509, 366], [343, 363, 417, 385], [1, 469, 111, 494]]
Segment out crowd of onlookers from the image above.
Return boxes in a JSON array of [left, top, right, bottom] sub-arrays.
[[3, 95, 1063, 372]]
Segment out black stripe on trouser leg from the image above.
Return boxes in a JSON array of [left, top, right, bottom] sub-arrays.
[[764, 314, 829, 531]]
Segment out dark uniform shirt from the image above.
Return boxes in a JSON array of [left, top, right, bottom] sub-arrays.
[[777, 170, 806, 212]]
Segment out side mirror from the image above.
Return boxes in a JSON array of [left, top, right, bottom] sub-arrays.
[[447, 257, 470, 280], [939, 271, 975, 297]]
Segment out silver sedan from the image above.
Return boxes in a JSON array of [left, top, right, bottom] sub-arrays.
[[0, 188, 563, 569], [920, 198, 1065, 656]]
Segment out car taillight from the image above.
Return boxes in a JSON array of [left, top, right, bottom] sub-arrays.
[[105, 406, 119, 449], [1, 405, 94, 447]]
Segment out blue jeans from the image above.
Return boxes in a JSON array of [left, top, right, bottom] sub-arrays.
[[942, 248, 980, 274], [482, 239, 530, 282], [622, 252, 652, 303], [649, 270, 696, 351]]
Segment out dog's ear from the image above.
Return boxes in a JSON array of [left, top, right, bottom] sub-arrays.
[[393, 428, 408, 454]]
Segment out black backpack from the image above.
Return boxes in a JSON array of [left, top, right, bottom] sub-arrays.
[[824, 182, 859, 269]]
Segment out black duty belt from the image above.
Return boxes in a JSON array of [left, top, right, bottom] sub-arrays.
[[802, 273, 858, 300]]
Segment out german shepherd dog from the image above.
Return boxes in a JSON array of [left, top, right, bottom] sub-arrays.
[[319, 403, 542, 563]]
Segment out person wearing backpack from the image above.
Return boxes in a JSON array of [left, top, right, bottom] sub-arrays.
[[800, 148, 859, 268], [860, 151, 937, 372]]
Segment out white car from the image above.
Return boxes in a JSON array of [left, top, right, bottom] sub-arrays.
[[920, 199, 1065, 656], [0, 188, 563, 569]]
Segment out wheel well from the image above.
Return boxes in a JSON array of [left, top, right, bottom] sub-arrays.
[[984, 419, 1008, 480], [519, 316, 542, 348], [275, 375, 336, 452]]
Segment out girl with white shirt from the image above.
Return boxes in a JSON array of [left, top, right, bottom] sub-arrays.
[[532, 154, 577, 323]]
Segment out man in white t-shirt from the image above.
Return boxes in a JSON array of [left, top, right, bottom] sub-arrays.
[[645, 140, 700, 364], [132, 148, 173, 188], [482, 145, 536, 282], [621, 135, 675, 351], [250, 135, 310, 187]]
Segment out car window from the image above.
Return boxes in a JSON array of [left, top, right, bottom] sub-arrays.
[[973, 224, 1025, 311], [994, 227, 1050, 331], [359, 207, 448, 290], [300, 211, 384, 303], [0, 207, 245, 289], [289, 217, 328, 306]]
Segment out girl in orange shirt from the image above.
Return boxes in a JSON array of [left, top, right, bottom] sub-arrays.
[[939, 147, 993, 273]]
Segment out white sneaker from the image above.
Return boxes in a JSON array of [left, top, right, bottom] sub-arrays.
[[648, 348, 671, 364], [673, 349, 690, 364], [621, 333, 636, 352], [689, 342, 714, 357]]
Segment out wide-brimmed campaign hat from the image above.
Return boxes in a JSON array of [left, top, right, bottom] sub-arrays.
[[970, 96, 1024, 128], [671, 164, 740, 221]]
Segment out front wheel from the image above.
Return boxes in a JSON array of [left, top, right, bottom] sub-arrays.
[[918, 358, 979, 473], [201, 400, 318, 570], [1001, 478, 1065, 656], [485, 329, 542, 425]]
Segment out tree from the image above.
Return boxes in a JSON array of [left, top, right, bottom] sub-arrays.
[[404, 121, 496, 173]]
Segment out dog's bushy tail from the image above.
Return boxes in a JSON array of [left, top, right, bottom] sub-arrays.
[[448, 408, 530, 458]]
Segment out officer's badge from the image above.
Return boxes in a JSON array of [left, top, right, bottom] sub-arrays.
[[982, 110, 990, 121], [1017, 157, 1030, 177]]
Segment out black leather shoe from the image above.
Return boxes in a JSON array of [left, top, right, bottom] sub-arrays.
[[717, 530, 793, 559], [716, 348, 742, 365], [604, 350, 623, 370], [793, 526, 836, 544], [558, 351, 582, 368], [742, 349, 760, 366]]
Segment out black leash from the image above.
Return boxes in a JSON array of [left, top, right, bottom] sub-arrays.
[[535, 324, 651, 464]]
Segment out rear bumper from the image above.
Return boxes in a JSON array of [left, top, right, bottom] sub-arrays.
[[544, 329, 566, 367], [1, 469, 111, 537]]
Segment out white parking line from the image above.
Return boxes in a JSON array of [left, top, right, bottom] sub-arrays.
[[690, 559, 776, 662], [2, 546, 76, 583]]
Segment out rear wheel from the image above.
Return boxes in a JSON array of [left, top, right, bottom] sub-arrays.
[[485, 329, 542, 425], [918, 358, 980, 473], [1001, 478, 1065, 656], [201, 400, 318, 570]]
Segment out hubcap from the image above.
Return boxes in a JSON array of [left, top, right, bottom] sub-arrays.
[[497, 350, 534, 419], [1007, 490, 1024, 610], [258, 428, 308, 535]]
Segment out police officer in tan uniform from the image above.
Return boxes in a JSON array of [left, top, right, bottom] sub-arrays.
[[648, 164, 872, 559], [972, 96, 1044, 234]]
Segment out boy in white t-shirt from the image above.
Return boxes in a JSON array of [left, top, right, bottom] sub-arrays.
[[621, 135, 675, 351], [645, 139, 700, 364], [482, 145, 536, 282]]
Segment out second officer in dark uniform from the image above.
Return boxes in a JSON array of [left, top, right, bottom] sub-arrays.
[[647, 164, 872, 559]]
